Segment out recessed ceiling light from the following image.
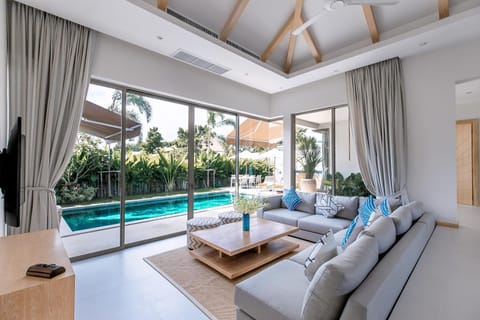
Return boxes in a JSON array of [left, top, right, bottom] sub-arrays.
[[418, 42, 428, 47], [466, 91, 473, 95], [156, 35, 163, 40]]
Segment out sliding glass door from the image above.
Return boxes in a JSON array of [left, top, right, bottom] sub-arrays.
[[124, 92, 190, 244], [58, 83, 122, 257]]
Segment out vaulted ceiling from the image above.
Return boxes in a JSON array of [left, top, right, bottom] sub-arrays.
[[15, 0, 480, 93]]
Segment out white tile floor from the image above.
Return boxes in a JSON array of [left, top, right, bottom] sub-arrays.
[[74, 205, 480, 320], [73, 235, 208, 320]]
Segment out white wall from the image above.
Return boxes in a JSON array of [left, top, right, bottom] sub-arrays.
[[92, 34, 271, 117], [0, 0, 7, 236], [271, 40, 480, 223], [270, 74, 347, 117], [456, 101, 480, 203], [403, 41, 480, 223]]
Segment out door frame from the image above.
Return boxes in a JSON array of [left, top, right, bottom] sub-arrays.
[[456, 119, 479, 206]]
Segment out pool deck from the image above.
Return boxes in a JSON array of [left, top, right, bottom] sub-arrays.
[[60, 188, 280, 258]]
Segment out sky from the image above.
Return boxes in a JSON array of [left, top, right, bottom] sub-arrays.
[[86, 84, 233, 143]]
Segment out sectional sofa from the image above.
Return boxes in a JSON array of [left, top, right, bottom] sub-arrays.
[[236, 200, 434, 320], [257, 192, 401, 242]]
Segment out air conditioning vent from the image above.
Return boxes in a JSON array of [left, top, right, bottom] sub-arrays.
[[166, 8, 260, 61], [172, 50, 230, 75]]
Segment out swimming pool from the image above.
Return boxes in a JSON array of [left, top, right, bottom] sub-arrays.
[[62, 192, 235, 231]]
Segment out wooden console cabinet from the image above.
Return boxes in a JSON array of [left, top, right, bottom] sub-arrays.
[[0, 229, 75, 319]]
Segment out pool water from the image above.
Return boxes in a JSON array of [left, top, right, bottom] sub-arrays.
[[62, 192, 235, 231]]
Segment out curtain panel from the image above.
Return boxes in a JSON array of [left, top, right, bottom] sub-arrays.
[[8, 2, 96, 233], [345, 57, 408, 201]]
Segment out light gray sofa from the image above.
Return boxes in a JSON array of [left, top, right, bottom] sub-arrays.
[[258, 192, 400, 242], [235, 202, 435, 320]]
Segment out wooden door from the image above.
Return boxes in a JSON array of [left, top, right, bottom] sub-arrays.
[[456, 120, 479, 205]]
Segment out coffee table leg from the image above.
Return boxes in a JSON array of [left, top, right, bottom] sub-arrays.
[[219, 251, 223, 258], [257, 246, 261, 254]]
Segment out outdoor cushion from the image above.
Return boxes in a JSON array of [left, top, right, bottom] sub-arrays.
[[332, 196, 359, 220], [296, 191, 317, 214], [359, 216, 396, 254], [263, 209, 310, 226], [404, 201, 425, 221], [298, 214, 352, 234], [301, 235, 379, 320], [390, 206, 413, 235], [235, 260, 308, 320], [304, 230, 337, 281]]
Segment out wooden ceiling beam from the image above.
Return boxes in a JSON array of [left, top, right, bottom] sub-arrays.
[[157, 0, 169, 11], [438, 0, 449, 19], [299, 15, 322, 63], [219, 0, 250, 42], [284, 0, 304, 73], [362, 5, 379, 43], [261, 13, 295, 62]]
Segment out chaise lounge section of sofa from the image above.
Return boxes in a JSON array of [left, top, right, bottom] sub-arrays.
[[235, 201, 435, 320]]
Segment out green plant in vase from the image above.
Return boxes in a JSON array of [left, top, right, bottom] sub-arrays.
[[234, 197, 269, 231]]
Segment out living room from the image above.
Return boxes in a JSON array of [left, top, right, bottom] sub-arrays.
[[1, 0, 480, 319]]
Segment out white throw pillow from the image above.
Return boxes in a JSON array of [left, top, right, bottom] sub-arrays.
[[316, 194, 344, 218], [304, 230, 337, 281]]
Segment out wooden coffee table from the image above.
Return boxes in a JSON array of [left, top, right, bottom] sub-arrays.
[[189, 218, 299, 279]]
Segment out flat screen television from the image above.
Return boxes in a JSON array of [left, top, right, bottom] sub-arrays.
[[0, 117, 24, 227]]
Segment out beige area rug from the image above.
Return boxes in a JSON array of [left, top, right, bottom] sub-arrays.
[[144, 236, 312, 320]]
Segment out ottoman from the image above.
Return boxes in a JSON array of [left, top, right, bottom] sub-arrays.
[[186, 217, 221, 249], [218, 211, 243, 224]]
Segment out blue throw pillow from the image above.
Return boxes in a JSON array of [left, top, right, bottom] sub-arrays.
[[282, 188, 302, 211], [358, 195, 376, 226], [341, 216, 359, 249], [380, 198, 391, 216]]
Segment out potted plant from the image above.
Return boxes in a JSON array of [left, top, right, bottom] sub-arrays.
[[234, 197, 268, 231], [297, 135, 322, 192]]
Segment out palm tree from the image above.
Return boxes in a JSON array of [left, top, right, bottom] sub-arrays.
[[110, 91, 152, 122]]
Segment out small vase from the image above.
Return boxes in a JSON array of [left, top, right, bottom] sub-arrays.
[[242, 213, 250, 231]]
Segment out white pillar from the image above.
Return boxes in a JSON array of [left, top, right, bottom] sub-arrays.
[[0, 0, 7, 236], [282, 114, 295, 189]]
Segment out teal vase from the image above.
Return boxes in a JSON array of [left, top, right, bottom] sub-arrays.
[[242, 213, 250, 231]]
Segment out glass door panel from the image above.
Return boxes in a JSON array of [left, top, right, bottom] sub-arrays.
[[124, 92, 189, 244], [193, 108, 236, 217], [58, 83, 122, 258]]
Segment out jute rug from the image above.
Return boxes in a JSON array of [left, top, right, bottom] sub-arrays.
[[144, 236, 312, 320]]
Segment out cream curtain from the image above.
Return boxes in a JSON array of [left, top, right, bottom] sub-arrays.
[[8, 2, 96, 233], [346, 58, 408, 201]]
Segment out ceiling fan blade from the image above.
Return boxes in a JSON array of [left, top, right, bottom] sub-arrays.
[[346, 0, 398, 5], [292, 10, 327, 36]]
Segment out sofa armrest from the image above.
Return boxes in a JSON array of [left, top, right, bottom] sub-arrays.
[[257, 207, 265, 219]]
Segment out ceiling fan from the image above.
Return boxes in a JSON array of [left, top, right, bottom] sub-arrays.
[[292, 0, 399, 36]]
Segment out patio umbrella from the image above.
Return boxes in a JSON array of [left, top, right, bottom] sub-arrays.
[[80, 100, 142, 142], [226, 118, 282, 148]]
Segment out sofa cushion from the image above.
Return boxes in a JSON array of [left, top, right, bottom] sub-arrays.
[[301, 236, 379, 320], [262, 195, 283, 210], [359, 216, 396, 254], [316, 194, 344, 218], [340, 216, 364, 249], [416, 212, 435, 236], [304, 230, 337, 281], [282, 188, 302, 211], [235, 260, 308, 320], [332, 196, 359, 220], [390, 206, 413, 235], [404, 200, 425, 221], [264, 209, 311, 226], [298, 214, 352, 234], [290, 246, 314, 266], [358, 196, 376, 226], [296, 191, 317, 214]]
